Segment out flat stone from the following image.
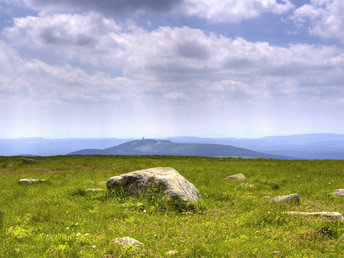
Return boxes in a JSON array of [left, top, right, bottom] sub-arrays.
[[22, 158, 36, 164], [285, 211, 344, 222], [111, 237, 144, 247], [333, 189, 344, 196], [107, 167, 201, 203], [19, 179, 45, 184], [85, 188, 105, 192], [226, 173, 246, 180], [270, 194, 300, 204]]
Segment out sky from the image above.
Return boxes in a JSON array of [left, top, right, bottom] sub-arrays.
[[0, 0, 343, 139]]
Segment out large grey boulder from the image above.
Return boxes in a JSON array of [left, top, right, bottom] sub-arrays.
[[111, 237, 144, 247], [333, 189, 344, 196], [285, 211, 344, 222], [269, 194, 300, 203], [226, 173, 246, 180], [107, 167, 201, 203]]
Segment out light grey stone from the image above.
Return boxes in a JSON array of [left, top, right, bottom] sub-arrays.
[[333, 189, 344, 196], [19, 179, 45, 184], [226, 173, 246, 180], [85, 188, 105, 192], [285, 211, 344, 222], [111, 237, 143, 247], [270, 194, 300, 203], [107, 167, 201, 203]]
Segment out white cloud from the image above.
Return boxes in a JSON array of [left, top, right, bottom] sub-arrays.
[[11, 0, 295, 23], [2, 13, 344, 109], [21, 0, 182, 16], [292, 0, 344, 42], [183, 0, 294, 23]]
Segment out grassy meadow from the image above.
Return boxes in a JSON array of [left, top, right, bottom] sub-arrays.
[[1, 155, 344, 257]]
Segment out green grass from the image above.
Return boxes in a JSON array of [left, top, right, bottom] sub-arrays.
[[1, 155, 344, 256]]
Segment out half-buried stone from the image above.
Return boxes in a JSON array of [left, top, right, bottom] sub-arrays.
[[19, 179, 45, 184], [111, 237, 144, 247], [107, 167, 201, 203], [285, 211, 344, 222], [22, 158, 36, 164], [226, 173, 246, 180], [333, 189, 344, 196], [265, 194, 300, 204], [85, 188, 105, 193]]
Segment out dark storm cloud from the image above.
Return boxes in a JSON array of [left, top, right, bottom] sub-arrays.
[[26, 0, 183, 16]]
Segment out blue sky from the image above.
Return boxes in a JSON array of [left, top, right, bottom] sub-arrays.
[[0, 0, 343, 138]]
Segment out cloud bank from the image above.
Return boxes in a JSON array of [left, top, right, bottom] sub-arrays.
[[2, 13, 343, 107]]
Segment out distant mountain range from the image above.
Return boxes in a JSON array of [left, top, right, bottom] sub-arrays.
[[68, 139, 291, 159], [165, 134, 344, 159], [1, 133, 344, 159], [0, 138, 131, 156]]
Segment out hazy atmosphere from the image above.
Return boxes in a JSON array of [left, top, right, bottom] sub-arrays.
[[0, 0, 343, 138], [2, 2, 344, 256]]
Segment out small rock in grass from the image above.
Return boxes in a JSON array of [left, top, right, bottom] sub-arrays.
[[285, 211, 344, 222], [22, 158, 36, 164], [226, 173, 246, 180], [272, 251, 282, 256], [166, 250, 178, 255], [85, 188, 105, 192], [111, 237, 144, 247], [19, 179, 45, 184], [239, 183, 254, 188], [270, 194, 300, 204], [333, 189, 344, 196]]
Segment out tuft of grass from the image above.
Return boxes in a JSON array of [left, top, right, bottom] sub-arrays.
[[71, 188, 87, 197]]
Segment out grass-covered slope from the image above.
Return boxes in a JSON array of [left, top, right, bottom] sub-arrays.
[[1, 155, 344, 256], [70, 139, 290, 159]]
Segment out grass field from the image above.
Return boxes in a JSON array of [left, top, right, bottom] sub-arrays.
[[1, 155, 344, 257]]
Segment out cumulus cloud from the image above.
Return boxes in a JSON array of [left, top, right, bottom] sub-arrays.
[[2, 13, 344, 108], [22, 0, 182, 16], [292, 0, 344, 42], [183, 0, 294, 23], [0, 39, 140, 107], [16, 0, 296, 23]]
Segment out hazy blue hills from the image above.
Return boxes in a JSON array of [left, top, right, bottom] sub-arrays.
[[0, 138, 131, 156], [68, 139, 291, 159], [1, 134, 344, 159], [166, 134, 344, 159]]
